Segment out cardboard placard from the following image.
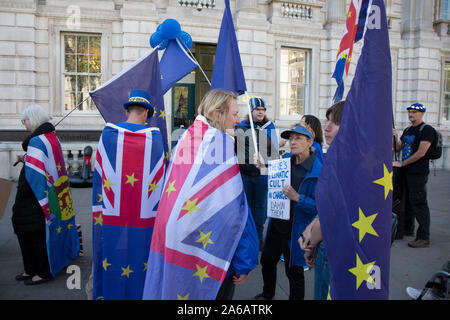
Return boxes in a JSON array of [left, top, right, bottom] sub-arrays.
[[0, 178, 13, 220], [267, 158, 290, 220]]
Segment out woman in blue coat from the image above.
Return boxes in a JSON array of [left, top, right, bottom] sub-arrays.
[[254, 123, 322, 300]]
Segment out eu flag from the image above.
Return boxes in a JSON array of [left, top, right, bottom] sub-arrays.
[[211, 0, 247, 95], [160, 39, 198, 94], [90, 49, 168, 154], [316, 0, 393, 299]]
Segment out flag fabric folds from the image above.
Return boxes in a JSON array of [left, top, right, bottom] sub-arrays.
[[211, 0, 247, 95], [92, 123, 165, 300], [332, 0, 369, 103], [143, 116, 249, 300], [90, 50, 169, 154], [160, 39, 198, 94], [25, 132, 79, 277], [316, 0, 392, 299]]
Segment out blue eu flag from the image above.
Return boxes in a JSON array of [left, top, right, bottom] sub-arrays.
[[211, 0, 247, 95], [316, 0, 393, 299]]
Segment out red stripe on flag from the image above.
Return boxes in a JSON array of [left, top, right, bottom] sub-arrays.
[[26, 155, 46, 172], [148, 161, 165, 198], [178, 164, 240, 220], [102, 131, 154, 228], [44, 132, 67, 177], [164, 246, 227, 282], [151, 120, 209, 253]]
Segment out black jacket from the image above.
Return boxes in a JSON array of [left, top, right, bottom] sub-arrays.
[[12, 122, 55, 234]]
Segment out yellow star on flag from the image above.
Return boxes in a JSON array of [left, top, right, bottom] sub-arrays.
[[373, 163, 393, 200], [182, 198, 200, 216], [97, 193, 103, 203], [148, 182, 160, 193], [165, 180, 176, 197], [159, 110, 166, 119], [193, 264, 210, 283], [57, 226, 62, 234], [348, 253, 376, 290], [45, 172, 51, 181], [102, 258, 111, 271], [143, 262, 148, 271], [195, 230, 214, 249], [67, 223, 73, 230], [56, 164, 62, 172], [177, 293, 189, 300], [103, 177, 113, 191], [125, 172, 139, 187], [94, 213, 103, 226], [121, 265, 134, 278], [352, 207, 379, 243]]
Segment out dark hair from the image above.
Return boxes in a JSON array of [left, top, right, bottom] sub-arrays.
[[301, 115, 323, 146], [126, 104, 148, 114], [326, 100, 345, 125]]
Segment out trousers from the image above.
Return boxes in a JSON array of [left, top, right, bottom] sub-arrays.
[[16, 229, 51, 278], [260, 226, 304, 300], [404, 172, 430, 240]]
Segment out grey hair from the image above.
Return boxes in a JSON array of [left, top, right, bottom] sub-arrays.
[[23, 104, 50, 132]]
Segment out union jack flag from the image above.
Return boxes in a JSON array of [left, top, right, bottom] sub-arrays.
[[332, 0, 370, 103], [25, 131, 80, 277], [92, 123, 165, 300], [143, 116, 249, 300]]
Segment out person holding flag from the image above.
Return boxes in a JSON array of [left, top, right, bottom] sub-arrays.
[[310, 0, 393, 300], [92, 89, 165, 300], [143, 89, 259, 300], [12, 104, 79, 285]]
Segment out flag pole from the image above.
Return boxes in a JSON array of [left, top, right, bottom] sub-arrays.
[[54, 96, 91, 127], [245, 92, 259, 155]]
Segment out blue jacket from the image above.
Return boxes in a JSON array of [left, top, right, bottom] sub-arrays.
[[267, 152, 322, 267], [229, 207, 259, 275], [236, 119, 279, 152]]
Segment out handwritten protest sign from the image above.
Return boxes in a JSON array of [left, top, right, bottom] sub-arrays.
[[267, 157, 290, 220]]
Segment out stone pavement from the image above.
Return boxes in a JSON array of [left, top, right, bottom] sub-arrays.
[[0, 169, 449, 300]]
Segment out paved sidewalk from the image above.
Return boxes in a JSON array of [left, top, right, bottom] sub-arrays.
[[0, 170, 449, 300]]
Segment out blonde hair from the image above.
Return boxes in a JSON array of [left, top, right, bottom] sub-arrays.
[[294, 121, 315, 140], [197, 89, 237, 132], [23, 104, 50, 132]]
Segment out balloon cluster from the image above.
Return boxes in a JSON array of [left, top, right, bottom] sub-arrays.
[[149, 19, 192, 50]]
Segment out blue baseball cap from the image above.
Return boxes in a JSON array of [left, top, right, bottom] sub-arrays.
[[281, 125, 314, 140], [123, 89, 154, 118], [407, 103, 426, 112], [249, 97, 266, 111]]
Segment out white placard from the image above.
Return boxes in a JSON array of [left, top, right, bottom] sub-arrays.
[[267, 157, 291, 220]]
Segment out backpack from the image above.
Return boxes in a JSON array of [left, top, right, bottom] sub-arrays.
[[418, 123, 443, 160]]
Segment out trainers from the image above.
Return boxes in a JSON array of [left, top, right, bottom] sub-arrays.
[[406, 287, 442, 300], [408, 239, 430, 248]]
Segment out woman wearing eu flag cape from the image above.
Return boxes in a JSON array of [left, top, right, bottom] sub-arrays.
[[143, 89, 258, 300]]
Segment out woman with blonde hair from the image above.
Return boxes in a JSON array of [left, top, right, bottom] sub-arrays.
[[144, 89, 259, 300]]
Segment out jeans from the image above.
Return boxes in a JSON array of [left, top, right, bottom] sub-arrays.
[[241, 174, 268, 241], [404, 172, 430, 240], [313, 241, 330, 300]]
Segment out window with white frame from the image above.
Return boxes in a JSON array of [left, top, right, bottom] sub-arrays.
[[63, 33, 101, 111], [443, 61, 450, 122], [279, 48, 309, 116]]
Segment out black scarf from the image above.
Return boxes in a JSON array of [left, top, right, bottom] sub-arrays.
[[22, 122, 55, 151]]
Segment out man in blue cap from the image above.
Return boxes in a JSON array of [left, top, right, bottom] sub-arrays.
[[393, 103, 433, 248], [91, 89, 165, 299]]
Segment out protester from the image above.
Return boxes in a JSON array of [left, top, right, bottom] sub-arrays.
[[301, 115, 324, 164], [393, 103, 433, 248], [235, 97, 278, 246], [254, 122, 322, 300], [143, 89, 258, 300], [92, 89, 165, 299], [12, 104, 54, 285], [298, 101, 344, 300]]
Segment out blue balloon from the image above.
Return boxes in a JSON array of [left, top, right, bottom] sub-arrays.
[[149, 31, 163, 48], [160, 18, 181, 40], [157, 39, 169, 50], [178, 31, 192, 50]]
